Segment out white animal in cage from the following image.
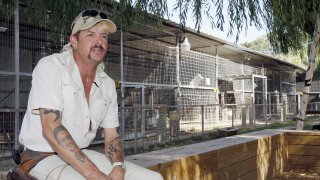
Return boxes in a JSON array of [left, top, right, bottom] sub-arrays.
[[189, 74, 204, 88]]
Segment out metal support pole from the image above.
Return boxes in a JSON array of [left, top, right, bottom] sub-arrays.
[[232, 106, 235, 128], [297, 94, 301, 116], [14, 0, 20, 149], [264, 77, 268, 127], [215, 47, 220, 122], [120, 29, 125, 137], [175, 35, 181, 108], [141, 86, 145, 136], [261, 65, 266, 126], [283, 101, 287, 121], [201, 105, 204, 135], [268, 93, 272, 120], [241, 60, 245, 104], [133, 108, 137, 153], [252, 75, 256, 126]]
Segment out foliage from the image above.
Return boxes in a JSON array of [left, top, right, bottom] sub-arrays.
[[241, 35, 309, 69], [241, 35, 272, 54], [263, 0, 320, 53], [1, 0, 320, 55], [0, 0, 105, 42]]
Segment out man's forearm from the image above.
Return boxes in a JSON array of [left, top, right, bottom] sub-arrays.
[[104, 129, 124, 163], [40, 109, 101, 178], [52, 125, 85, 162]]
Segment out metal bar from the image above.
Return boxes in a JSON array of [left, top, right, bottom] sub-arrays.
[[201, 105, 204, 135], [0, 71, 32, 76], [232, 106, 235, 128], [268, 93, 272, 120], [122, 81, 217, 90], [252, 74, 267, 79], [252, 75, 256, 126], [120, 29, 125, 137], [141, 86, 145, 136], [215, 47, 219, 122], [176, 39, 180, 95], [264, 78, 267, 127], [179, 85, 216, 90], [122, 81, 176, 88], [14, 0, 20, 149], [133, 108, 137, 154]]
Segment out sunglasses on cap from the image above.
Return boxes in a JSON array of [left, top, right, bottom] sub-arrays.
[[81, 9, 109, 19], [71, 9, 109, 32]]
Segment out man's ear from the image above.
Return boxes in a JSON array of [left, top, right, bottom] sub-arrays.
[[70, 35, 77, 49]]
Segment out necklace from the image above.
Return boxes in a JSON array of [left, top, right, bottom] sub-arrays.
[[86, 77, 91, 83]]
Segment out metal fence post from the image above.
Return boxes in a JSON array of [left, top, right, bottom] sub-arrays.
[[14, 0, 20, 150], [133, 108, 137, 154], [283, 101, 287, 121], [253, 104, 256, 126], [201, 105, 204, 136], [232, 105, 235, 128]]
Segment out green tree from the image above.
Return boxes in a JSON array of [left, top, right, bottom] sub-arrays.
[[241, 35, 308, 69], [1, 0, 320, 130]]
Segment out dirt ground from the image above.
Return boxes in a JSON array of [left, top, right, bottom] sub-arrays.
[[276, 170, 320, 180], [0, 157, 15, 179]]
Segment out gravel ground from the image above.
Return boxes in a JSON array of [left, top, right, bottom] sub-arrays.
[[0, 157, 15, 180]]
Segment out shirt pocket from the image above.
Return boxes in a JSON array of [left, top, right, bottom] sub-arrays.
[[90, 95, 112, 128], [61, 81, 81, 119]]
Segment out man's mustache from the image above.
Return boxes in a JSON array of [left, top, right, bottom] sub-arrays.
[[91, 44, 105, 51]]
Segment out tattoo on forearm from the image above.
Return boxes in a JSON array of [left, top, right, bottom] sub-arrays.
[[105, 136, 124, 163], [74, 151, 86, 162], [53, 125, 85, 162], [44, 109, 61, 122]]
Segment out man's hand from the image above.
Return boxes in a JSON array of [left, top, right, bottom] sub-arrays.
[[86, 170, 111, 180], [109, 166, 125, 180]]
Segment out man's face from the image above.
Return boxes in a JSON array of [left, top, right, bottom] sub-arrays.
[[71, 25, 108, 64]]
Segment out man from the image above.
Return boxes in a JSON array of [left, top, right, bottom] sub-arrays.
[[19, 9, 163, 180]]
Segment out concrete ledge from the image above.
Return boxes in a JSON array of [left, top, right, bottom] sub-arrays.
[[125, 129, 320, 179]]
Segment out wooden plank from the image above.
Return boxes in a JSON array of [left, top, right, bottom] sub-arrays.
[[257, 134, 286, 154], [149, 151, 218, 179], [255, 147, 287, 179], [258, 148, 287, 178], [193, 151, 218, 178], [217, 143, 247, 169], [154, 160, 194, 180], [286, 131, 320, 136], [287, 134, 320, 146], [216, 156, 257, 179], [240, 169, 275, 180], [288, 145, 320, 156], [216, 147, 287, 179], [240, 170, 259, 180], [193, 172, 218, 180], [288, 155, 320, 168]]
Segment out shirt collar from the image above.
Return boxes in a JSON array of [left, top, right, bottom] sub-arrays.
[[59, 43, 107, 85]]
